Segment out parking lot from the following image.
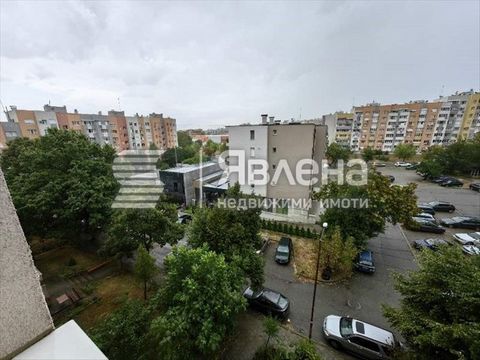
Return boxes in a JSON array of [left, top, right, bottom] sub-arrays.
[[259, 166, 479, 359]]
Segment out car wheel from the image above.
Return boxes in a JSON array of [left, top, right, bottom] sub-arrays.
[[449, 209, 454, 213], [329, 340, 342, 350]]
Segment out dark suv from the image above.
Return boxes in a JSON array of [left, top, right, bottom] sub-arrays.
[[423, 201, 455, 213], [275, 237, 293, 264], [243, 287, 290, 320], [354, 250, 375, 274]]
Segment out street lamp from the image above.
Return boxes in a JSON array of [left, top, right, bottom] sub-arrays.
[[308, 222, 328, 340]]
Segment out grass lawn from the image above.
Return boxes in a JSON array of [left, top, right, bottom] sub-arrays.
[[34, 246, 103, 280], [73, 273, 148, 331]]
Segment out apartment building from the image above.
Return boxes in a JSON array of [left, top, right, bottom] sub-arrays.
[[228, 115, 327, 223], [2, 105, 178, 152], [346, 90, 480, 152]]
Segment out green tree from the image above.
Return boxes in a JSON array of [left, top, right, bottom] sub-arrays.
[[362, 147, 375, 162], [316, 171, 418, 248], [0, 129, 118, 240], [383, 247, 480, 360], [393, 143, 416, 161], [263, 316, 280, 347], [319, 227, 358, 277], [102, 208, 183, 259], [149, 246, 246, 359], [91, 300, 151, 360], [149, 142, 158, 150], [135, 245, 157, 300], [326, 143, 351, 165], [203, 139, 218, 156], [177, 130, 193, 148], [188, 192, 264, 288]]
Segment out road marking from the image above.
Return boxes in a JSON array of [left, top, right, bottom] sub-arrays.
[[397, 224, 418, 263]]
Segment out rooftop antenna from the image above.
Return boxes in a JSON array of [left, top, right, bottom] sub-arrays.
[[440, 84, 445, 97], [117, 97, 121, 111], [299, 107, 302, 121]]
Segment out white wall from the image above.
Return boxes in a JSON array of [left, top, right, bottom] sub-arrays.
[[227, 125, 268, 197]]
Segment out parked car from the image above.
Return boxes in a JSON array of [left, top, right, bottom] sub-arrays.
[[415, 213, 436, 221], [323, 315, 400, 360], [354, 250, 375, 274], [440, 178, 463, 187], [394, 161, 411, 167], [275, 236, 293, 264], [413, 238, 450, 251], [453, 232, 480, 245], [372, 162, 386, 167], [177, 213, 192, 224], [405, 163, 419, 170], [462, 245, 480, 256], [422, 201, 455, 213], [408, 218, 446, 234], [440, 216, 480, 230], [469, 183, 480, 192], [432, 175, 455, 184], [243, 287, 289, 319], [417, 204, 435, 215], [384, 175, 395, 183]]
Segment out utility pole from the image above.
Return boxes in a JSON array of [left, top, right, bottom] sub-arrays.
[[308, 222, 328, 340]]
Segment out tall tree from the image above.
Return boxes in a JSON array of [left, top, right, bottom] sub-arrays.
[[102, 208, 183, 259], [177, 130, 193, 148], [361, 147, 375, 162], [263, 316, 280, 347], [316, 171, 418, 247], [0, 129, 118, 240], [326, 143, 351, 165], [91, 300, 151, 360], [188, 202, 264, 288], [383, 247, 480, 360], [149, 246, 246, 359], [135, 245, 157, 300], [393, 143, 416, 161]]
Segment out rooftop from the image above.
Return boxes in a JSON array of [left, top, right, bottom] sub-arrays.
[[161, 161, 219, 174]]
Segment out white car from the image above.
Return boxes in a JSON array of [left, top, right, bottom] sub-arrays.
[[394, 161, 411, 167], [453, 232, 480, 245], [462, 245, 480, 256]]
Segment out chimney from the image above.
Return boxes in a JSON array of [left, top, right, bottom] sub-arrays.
[[98, 111, 102, 115], [74, 109, 78, 114], [261, 114, 268, 124], [269, 116, 274, 124]]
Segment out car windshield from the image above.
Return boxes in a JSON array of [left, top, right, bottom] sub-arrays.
[[452, 217, 468, 222], [277, 296, 288, 309], [263, 290, 280, 304], [428, 201, 440, 206], [340, 317, 353, 337], [277, 245, 289, 253]]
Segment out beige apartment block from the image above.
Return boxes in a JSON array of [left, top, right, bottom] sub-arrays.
[[3, 105, 178, 153]]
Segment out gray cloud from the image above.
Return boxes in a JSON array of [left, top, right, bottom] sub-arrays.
[[1, 0, 479, 129]]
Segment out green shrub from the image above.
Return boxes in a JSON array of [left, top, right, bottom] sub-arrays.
[[282, 223, 288, 234], [253, 344, 289, 360], [306, 228, 312, 238], [82, 282, 96, 296], [66, 257, 77, 267], [290, 339, 323, 360], [299, 227, 306, 237], [288, 224, 294, 235]]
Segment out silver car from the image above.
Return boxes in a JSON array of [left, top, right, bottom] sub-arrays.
[[323, 315, 400, 359]]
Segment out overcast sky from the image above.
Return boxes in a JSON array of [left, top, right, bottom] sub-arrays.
[[1, 1, 479, 129]]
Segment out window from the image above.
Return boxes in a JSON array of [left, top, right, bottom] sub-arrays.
[[273, 147, 277, 153], [250, 146, 255, 157], [272, 164, 276, 169], [349, 337, 380, 353], [24, 119, 34, 124], [250, 130, 255, 140], [273, 129, 277, 135]]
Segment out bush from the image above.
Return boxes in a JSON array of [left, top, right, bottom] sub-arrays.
[[299, 227, 306, 237], [82, 282, 96, 295], [253, 344, 289, 360], [66, 257, 77, 267], [290, 339, 323, 360], [288, 224, 294, 235], [282, 223, 289, 234], [306, 228, 312, 238]]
